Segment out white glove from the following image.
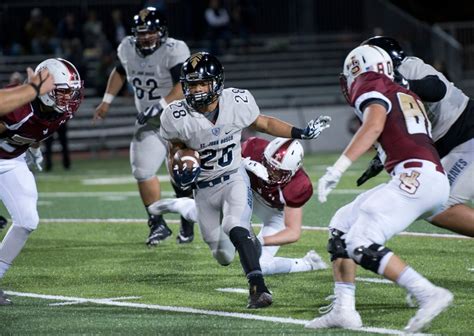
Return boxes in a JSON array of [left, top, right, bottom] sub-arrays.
[[26, 147, 43, 171], [302, 115, 331, 139], [317, 166, 342, 203], [242, 157, 269, 182]]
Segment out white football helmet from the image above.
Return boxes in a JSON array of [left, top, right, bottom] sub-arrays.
[[263, 137, 304, 185], [341, 45, 394, 101], [34, 58, 83, 114]]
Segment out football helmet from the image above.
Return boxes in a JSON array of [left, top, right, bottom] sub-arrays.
[[132, 7, 168, 57], [340, 45, 394, 103], [262, 137, 304, 186], [361, 36, 406, 68], [34, 58, 83, 114], [180, 52, 224, 110]]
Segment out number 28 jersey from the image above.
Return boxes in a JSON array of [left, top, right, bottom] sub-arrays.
[[117, 36, 190, 113], [160, 88, 260, 181], [349, 72, 441, 173]]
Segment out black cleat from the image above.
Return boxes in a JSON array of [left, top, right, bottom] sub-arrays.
[[0, 216, 7, 231], [176, 232, 194, 244], [146, 216, 172, 246], [0, 289, 12, 306], [247, 285, 273, 309]]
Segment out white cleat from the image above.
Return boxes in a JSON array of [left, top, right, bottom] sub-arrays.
[[305, 306, 362, 329], [303, 250, 328, 271], [404, 286, 453, 333]]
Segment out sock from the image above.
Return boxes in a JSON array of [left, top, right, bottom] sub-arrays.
[[396, 266, 436, 299], [261, 258, 292, 275], [335, 282, 356, 310], [0, 226, 32, 278]]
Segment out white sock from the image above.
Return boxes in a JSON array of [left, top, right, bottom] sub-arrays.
[[396, 266, 436, 299], [335, 282, 356, 310], [288, 257, 313, 273], [261, 258, 292, 275], [0, 261, 10, 278]]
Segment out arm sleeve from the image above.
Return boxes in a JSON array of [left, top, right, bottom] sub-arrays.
[[115, 61, 126, 76], [170, 63, 183, 85], [407, 75, 447, 102], [359, 98, 389, 112]]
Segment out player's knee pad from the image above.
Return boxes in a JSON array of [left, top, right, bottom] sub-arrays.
[[13, 210, 39, 232], [212, 248, 235, 266], [350, 243, 392, 274], [132, 167, 156, 182], [327, 229, 350, 262]]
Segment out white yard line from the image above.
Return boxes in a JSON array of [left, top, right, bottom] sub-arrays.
[[4, 290, 431, 336], [34, 218, 471, 240], [49, 296, 141, 306]]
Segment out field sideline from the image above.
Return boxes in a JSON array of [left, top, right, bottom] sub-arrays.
[[0, 153, 472, 335]]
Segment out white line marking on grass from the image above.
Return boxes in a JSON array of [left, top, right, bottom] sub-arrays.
[[35, 218, 471, 239], [356, 277, 392, 284], [5, 291, 431, 335], [468, 268, 474, 272], [216, 288, 248, 294], [50, 296, 142, 306], [39, 191, 175, 198], [82, 175, 170, 185]]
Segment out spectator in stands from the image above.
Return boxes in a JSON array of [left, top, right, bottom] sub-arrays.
[[44, 123, 71, 172], [83, 10, 105, 57], [204, 0, 232, 56], [57, 12, 82, 58], [8, 72, 24, 86], [107, 9, 127, 48], [24, 8, 57, 55], [230, 0, 256, 53]]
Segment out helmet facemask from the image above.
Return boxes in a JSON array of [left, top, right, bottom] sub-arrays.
[[262, 156, 293, 186], [262, 138, 304, 187], [182, 78, 222, 110], [132, 7, 168, 57]]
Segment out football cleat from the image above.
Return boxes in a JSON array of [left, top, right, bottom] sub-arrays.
[[0, 216, 7, 230], [404, 286, 453, 333], [176, 232, 194, 244], [305, 295, 362, 329], [247, 285, 273, 309], [146, 216, 172, 246], [0, 289, 12, 305], [303, 250, 328, 271]]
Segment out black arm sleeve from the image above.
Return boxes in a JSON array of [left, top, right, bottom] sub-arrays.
[[170, 63, 183, 85], [407, 75, 447, 103], [359, 98, 389, 112], [115, 61, 126, 76]]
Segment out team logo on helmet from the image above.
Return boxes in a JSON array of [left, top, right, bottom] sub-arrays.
[[190, 53, 204, 68], [139, 8, 149, 21]]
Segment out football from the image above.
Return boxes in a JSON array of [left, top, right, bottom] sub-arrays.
[[172, 148, 200, 172]]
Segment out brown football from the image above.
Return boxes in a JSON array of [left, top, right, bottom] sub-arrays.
[[172, 148, 200, 172]]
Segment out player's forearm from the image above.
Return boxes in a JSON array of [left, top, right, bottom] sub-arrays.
[[104, 68, 126, 97], [0, 84, 37, 115], [252, 115, 293, 138], [262, 227, 301, 246], [342, 123, 382, 162]]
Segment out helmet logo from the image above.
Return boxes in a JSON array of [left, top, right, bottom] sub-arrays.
[[139, 8, 150, 21], [190, 53, 204, 68], [349, 56, 361, 76]]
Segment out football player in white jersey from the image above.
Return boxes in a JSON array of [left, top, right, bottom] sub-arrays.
[[358, 36, 474, 237], [93, 7, 194, 246], [159, 52, 331, 309]]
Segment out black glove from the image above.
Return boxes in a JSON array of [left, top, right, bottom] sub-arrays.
[[173, 166, 201, 189], [356, 154, 384, 186], [0, 216, 7, 231], [137, 103, 164, 125], [394, 70, 409, 89]]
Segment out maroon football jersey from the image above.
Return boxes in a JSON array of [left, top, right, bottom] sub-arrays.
[[241, 137, 313, 210], [0, 101, 73, 159], [349, 72, 441, 172]]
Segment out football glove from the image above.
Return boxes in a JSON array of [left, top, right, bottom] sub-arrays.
[[137, 99, 166, 125], [317, 166, 342, 203], [25, 147, 43, 171], [356, 154, 384, 186], [0, 215, 7, 231], [242, 157, 269, 182], [173, 165, 201, 189], [394, 70, 409, 89], [301, 115, 331, 139]]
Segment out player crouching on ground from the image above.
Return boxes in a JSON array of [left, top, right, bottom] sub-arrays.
[[148, 136, 328, 276]]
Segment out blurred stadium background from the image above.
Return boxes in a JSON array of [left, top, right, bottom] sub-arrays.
[[1, 0, 474, 157]]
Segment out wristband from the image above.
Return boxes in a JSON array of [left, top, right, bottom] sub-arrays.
[[102, 93, 115, 104], [158, 97, 168, 109], [333, 154, 352, 174], [291, 127, 304, 139]]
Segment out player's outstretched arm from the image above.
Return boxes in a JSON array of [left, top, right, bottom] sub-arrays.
[[260, 206, 303, 246], [251, 115, 331, 139], [93, 68, 126, 123]]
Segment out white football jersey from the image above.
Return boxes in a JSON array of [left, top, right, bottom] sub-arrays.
[[160, 88, 260, 181], [117, 36, 190, 114], [398, 56, 469, 141]]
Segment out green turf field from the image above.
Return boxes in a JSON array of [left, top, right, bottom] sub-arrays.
[[0, 153, 472, 335]]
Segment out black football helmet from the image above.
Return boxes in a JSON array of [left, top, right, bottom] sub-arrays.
[[180, 52, 224, 110], [132, 7, 168, 57], [361, 36, 406, 68]]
